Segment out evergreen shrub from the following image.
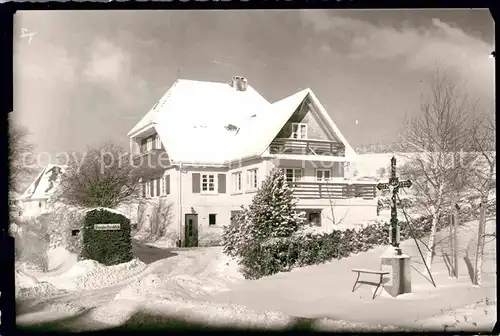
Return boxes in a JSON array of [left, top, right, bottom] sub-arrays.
[[80, 209, 133, 266]]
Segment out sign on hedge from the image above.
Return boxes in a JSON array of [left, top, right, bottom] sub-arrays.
[[93, 223, 121, 231]]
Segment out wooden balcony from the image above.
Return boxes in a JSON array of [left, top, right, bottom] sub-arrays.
[[269, 138, 345, 156], [133, 149, 171, 180], [288, 181, 377, 200]]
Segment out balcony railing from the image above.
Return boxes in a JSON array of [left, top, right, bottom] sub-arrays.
[[288, 181, 377, 200], [133, 149, 171, 180], [269, 138, 345, 156]]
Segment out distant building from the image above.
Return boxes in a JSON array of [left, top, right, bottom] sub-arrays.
[[17, 164, 67, 220]]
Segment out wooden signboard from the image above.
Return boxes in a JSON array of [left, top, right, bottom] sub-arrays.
[[93, 223, 121, 231]]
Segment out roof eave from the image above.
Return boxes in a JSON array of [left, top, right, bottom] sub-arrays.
[[128, 123, 156, 138]]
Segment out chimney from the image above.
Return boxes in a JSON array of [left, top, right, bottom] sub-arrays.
[[231, 76, 248, 92]]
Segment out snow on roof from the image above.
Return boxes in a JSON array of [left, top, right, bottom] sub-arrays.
[[148, 79, 272, 163], [21, 164, 67, 200], [129, 78, 353, 164], [228, 89, 310, 161]]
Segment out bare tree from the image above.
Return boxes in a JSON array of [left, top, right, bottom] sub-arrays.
[[465, 112, 496, 203], [8, 119, 36, 196], [324, 193, 349, 226], [148, 198, 174, 241], [399, 68, 476, 272], [136, 199, 148, 231], [464, 112, 496, 285], [376, 167, 387, 180], [55, 142, 141, 209]]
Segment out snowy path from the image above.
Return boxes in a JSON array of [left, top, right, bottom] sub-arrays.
[[17, 246, 241, 330]]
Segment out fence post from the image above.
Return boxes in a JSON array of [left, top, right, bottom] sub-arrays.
[[474, 200, 486, 285], [453, 205, 459, 278], [448, 211, 456, 277]]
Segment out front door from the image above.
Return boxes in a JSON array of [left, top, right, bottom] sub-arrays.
[[184, 214, 199, 247]]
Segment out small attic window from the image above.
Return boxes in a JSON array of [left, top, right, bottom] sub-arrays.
[[225, 124, 239, 132]]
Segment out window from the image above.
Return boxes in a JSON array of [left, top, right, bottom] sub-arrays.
[[201, 174, 216, 192], [292, 123, 307, 139], [145, 180, 151, 198], [161, 177, 166, 195], [209, 214, 217, 226], [281, 168, 302, 183], [316, 169, 331, 181], [154, 135, 161, 150], [232, 172, 242, 192], [308, 212, 321, 227], [146, 137, 153, 151], [247, 169, 259, 190]]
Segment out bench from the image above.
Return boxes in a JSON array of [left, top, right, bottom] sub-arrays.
[[351, 268, 389, 300]]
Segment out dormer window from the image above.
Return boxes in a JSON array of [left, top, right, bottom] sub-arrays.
[[291, 123, 307, 139]]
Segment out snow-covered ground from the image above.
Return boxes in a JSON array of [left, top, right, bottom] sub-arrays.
[[16, 216, 496, 332], [16, 247, 402, 332], [203, 218, 496, 331], [17, 246, 147, 298]]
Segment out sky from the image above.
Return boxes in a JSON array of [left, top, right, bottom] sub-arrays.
[[13, 9, 494, 165]]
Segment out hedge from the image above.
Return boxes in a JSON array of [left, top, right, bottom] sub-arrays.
[[80, 209, 133, 266], [236, 210, 481, 279]]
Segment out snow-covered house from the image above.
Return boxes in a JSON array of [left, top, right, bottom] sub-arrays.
[[18, 164, 67, 220], [128, 76, 378, 247]]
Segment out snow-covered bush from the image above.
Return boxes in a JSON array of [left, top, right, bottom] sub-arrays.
[[221, 207, 252, 258], [221, 168, 305, 279], [14, 219, 50, 272], [81, 209, 133, 266], [245, 214, 451, 277]]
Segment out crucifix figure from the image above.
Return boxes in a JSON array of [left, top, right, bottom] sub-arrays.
[[377, 156, 412, 255]]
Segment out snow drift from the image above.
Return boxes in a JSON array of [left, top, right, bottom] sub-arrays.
[[45, 258, 147, 291], [16, 269, 59, 299], [115, 247, 242, 302]]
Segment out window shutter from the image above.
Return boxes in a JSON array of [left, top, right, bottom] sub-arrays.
[[192, 173, 200, 193], [156, 178, 161, 196], [218, 174, 226, 193], [166, 175, 170, 195], [142, 183, 146, 198]]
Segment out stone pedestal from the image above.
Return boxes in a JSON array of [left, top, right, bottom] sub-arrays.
[[380, 246, 412, 298]]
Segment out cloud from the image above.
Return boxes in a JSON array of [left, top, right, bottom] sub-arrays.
[[16, 42, 79, 85], [299, 11, 494, 97], [82, 37, 150, 107], [83, 38, 132, 83]]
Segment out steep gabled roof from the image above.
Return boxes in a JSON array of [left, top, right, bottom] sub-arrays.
[[128, 79, 270, 137], [21, 164, 67, 200], [128, 79, 356, 164]]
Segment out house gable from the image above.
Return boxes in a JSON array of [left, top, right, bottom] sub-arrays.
[[276, 97, 338, 142]]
